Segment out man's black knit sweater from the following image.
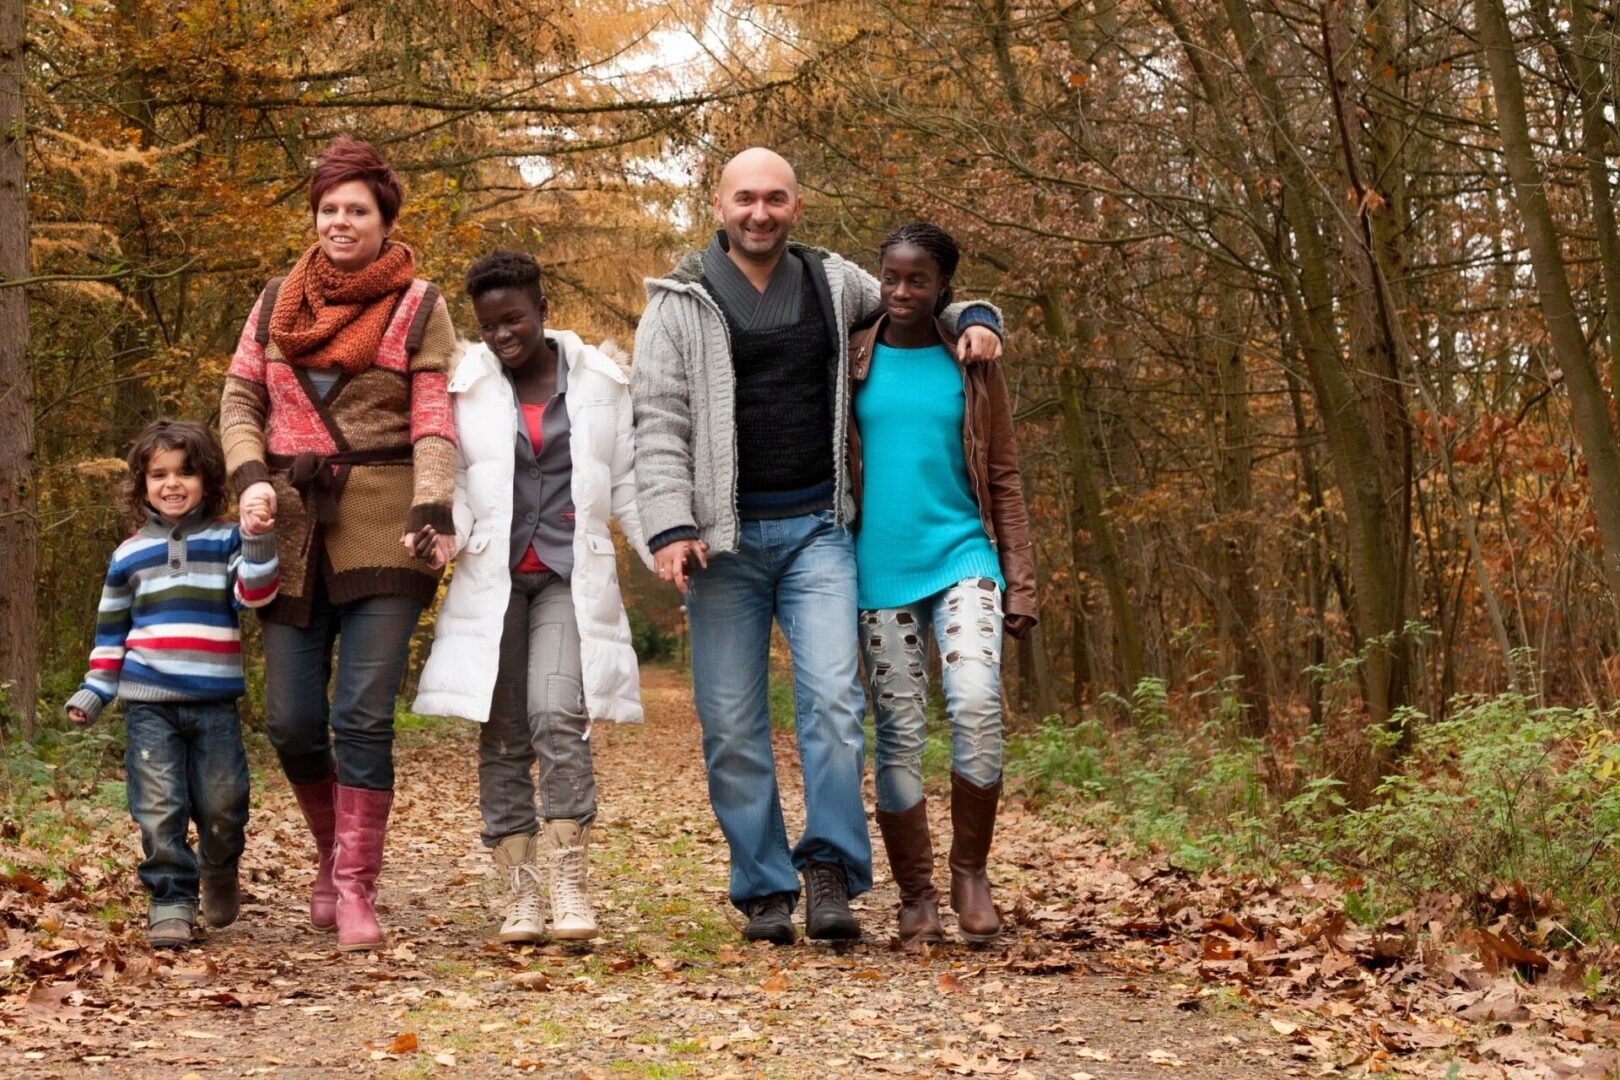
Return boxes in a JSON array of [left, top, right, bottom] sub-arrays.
[[702, 250, 838, 519]]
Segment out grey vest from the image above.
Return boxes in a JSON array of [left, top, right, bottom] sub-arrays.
[[509, 342, 575, 577]]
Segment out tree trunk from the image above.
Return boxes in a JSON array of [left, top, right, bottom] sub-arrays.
[[1565, 0, 1620, 395], [1285, 369, 1327, 730], [1476, 0, 1620, 628], [0, 0, 35, 736], [1014, 622, 1059, 720], [1069, 470, 1095, 708], [110, 0, 159, 438], [1061, 370, 1146, 692], [1218, 0, 1412, 737], [1203, 276, 1270, 734]]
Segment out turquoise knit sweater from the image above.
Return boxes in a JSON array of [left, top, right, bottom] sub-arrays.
[[854, 341, 1004, 610]]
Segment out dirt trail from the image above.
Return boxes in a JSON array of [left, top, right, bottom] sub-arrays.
[[2, 667, 1297, 1078]]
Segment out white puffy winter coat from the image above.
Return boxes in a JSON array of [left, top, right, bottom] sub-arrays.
[[413, 331, 654, 724]]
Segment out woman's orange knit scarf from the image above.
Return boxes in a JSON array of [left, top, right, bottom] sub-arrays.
[[268, 241, 417, 373]]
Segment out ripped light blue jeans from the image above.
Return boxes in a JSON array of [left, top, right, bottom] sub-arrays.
[[859, 577, 1005, 814]]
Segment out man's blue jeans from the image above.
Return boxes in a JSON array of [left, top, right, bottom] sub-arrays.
[[124, 700, 250, 925], [685, 509, 871, 910]]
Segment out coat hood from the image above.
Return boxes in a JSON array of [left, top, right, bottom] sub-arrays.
[[449, 329, 628, 394]]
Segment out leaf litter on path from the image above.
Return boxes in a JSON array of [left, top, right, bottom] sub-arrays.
[[0, 666, 1607, 1077]]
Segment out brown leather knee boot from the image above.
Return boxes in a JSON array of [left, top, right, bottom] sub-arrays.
[[948, 773, 1003, 942], [876, 799, 944, 943]]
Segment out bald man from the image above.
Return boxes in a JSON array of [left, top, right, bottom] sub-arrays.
[[632, 148, 1003, 944]]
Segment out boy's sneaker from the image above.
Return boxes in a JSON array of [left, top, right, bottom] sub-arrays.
[[803, 862, 861, 940], [200, 869, 240, 928], [148, 918, 194, 950], [742, 893, 796, 945]]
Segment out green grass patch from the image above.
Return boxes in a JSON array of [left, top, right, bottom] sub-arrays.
[[393, 702, 468, 747], [609, 1062, 692, 1078], [768, 673, 795, 732]]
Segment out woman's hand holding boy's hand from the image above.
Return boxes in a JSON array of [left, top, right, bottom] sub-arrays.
[[654, 539, 707, 591], [241, 491, 276, 536], [239, 482, 277, 534]]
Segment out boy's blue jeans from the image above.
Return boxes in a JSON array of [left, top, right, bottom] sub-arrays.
[[124, 700, 250, 925], [685, 509, 872, 911]]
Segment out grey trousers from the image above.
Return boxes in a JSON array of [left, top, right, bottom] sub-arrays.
[[477, 570, 596, 846]]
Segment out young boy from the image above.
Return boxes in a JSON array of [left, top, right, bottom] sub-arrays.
[[66, 419, 279, 949]]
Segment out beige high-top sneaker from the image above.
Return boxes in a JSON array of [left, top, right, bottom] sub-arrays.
[[492, 833, 547, 944], [543, 820, 597, 940]]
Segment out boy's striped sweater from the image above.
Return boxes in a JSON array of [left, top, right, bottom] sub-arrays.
[[65, 507, 280, 723]]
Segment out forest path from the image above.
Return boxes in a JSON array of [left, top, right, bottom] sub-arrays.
[[0, 668, 1582, 1078]]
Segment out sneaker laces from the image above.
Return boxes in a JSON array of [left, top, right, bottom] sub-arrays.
[[505, 862, 547, 926], [549, 844, 590, 919]]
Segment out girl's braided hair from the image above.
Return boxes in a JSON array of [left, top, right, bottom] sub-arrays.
[[879, 222, 960, 313]]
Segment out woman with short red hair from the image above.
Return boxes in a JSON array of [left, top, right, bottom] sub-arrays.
[[220, 135, 457, 951]]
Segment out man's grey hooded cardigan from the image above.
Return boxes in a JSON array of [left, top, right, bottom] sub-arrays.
[[631, 241, 999, 556]]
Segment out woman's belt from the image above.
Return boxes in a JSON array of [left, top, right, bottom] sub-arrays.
[[266, 446, 411, 525]]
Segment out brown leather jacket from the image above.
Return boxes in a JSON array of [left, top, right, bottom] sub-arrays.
[[847, 316, 1038, 623]]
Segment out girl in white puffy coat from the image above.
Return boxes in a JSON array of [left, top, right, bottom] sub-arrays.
[[414, 249, 653, 944]]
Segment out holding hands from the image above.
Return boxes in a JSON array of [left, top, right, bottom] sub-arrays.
[[401, 524, 455, 570], [654, 539, 707, 591], [240, 481, 277, 536]]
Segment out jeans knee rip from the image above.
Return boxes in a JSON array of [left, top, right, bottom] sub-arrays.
[[944, 648, 1001, 671], [865, 611, 927, 694], [881, 749, 926, 773]]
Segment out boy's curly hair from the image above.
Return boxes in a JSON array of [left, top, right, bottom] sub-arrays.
[[123, 419, 228, 522]]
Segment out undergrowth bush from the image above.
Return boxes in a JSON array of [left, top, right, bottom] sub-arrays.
[[0, 710, 127, 883], [629, 607, 679, 663], [1306, 695, 1620, 938], [1006, 679, 1620, 940]]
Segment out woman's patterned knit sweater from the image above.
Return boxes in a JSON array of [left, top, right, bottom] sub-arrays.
[[220, 280, 457, 627]]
